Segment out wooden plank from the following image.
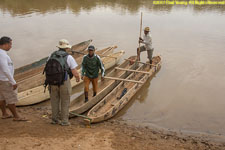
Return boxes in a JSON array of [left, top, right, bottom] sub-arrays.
[[104, 76, 144, 84], [115, 67, 150, 74], [124, 58, 157, 67], [71, 49, 119, 59]]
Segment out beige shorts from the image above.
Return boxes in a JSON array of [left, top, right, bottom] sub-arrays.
[[0, 81, 18, 105]]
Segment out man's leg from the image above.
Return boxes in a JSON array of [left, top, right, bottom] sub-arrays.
[[92, 78, 98, 97], [138, 46, 146, 61], [0, 100, 11, 118], [147, 49, 153, 67], [50, 85, 60, 124], [0, 81, 26, 121], [60, 79, 71, 126], [84, 76, 91, 102], [7, 104, 20, 118], [137, 48, 141, 61], [0, 84, 10, 118]]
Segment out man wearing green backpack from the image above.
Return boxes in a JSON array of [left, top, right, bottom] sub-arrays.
[[44, 39, 80, 126]]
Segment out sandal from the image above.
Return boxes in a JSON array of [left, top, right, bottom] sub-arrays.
[[13, 117, 28, 121], [2, 115, 13, 119]]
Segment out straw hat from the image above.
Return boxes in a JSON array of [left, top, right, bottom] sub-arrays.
[[144, 27, 150, 32], [57, 39, 72, 49]]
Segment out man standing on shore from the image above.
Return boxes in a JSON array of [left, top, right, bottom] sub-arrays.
[[137, 27, 154, 64], [44, 39, 80, 126], [0, 36, 26, 121], [81, 45, 105, 102]]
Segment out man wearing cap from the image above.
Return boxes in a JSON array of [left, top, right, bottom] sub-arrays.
[[81, 45, 105, 102], [137, 27, 154, 64], [48, 39, 80, 126], [0, 36, 26, 121]]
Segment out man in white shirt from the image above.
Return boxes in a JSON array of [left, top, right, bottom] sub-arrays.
[[46, 39, 80, 126], [137, 27, 154, 65], [0, 36, 26, 121]]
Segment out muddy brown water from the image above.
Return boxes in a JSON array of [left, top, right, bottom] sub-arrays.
[[1, 0, 225, 137]]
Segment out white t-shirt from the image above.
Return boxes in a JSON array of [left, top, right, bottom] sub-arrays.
[[142, 33, 153, 50], [67, 55, 78, 70], [47, 53, 78, 70], [0, 49, 16, 85]]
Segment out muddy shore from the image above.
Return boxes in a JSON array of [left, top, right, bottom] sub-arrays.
[[0, 106, 225, 150]]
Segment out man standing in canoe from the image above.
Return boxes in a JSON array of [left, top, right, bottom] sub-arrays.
[[44, 39, 80, 126], [0, 36, 26, 121], [81, 45, 105, 102], [137, 27, 154, 65]]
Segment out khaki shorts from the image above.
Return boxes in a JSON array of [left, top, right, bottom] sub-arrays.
[[139, 46, 154, 60], [0, 81, 18, 105]]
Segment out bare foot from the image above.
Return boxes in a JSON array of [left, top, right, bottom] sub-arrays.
[[1, 114, 13, 119]]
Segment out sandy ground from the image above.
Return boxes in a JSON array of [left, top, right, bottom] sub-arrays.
[[0, 105, 225, 150]]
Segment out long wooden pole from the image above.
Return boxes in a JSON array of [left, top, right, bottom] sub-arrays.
[[70, 50, 119, 59], [138, 12, 143, 61], [115, 67, 151, 74], [104, 76, 144, 84]]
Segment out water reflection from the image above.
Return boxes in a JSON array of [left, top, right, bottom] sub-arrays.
[[0, 0, 225, 16]]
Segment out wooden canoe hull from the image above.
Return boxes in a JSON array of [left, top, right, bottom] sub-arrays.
[[16, 46, 115, 92], [69, 56, 138, 117], [16, 50, 123, 106], [87, 56, 162, 123]]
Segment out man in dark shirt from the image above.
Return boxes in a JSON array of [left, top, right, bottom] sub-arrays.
[[81, 45, 105, 102]]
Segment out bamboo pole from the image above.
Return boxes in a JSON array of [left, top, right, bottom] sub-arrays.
[[104, 76, 144, 84], [115, 67, 151, 74], [125, 58, 157, 67], [71, 49, 119, 59], [138, 12, 143, 61]]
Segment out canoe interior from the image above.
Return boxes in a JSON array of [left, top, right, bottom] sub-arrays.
[[69, 56, 137, 116], [16, 46, 115, 92], [87, 56, 161, 123], [71, 39, 92, 52]]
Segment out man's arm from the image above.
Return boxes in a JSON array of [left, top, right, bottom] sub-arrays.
[[67, 55, 80, 82], [71, 68, 80, 82], [142, 35, 152, 46], [97, 55, 105, 77], [0, 56, 17, 89], [81, 56, 87, 80]]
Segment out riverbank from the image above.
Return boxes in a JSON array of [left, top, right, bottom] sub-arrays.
[[0, 106, 225, 150]]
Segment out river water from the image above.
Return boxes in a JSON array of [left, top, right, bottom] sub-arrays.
[[1, 0, 225, 136]]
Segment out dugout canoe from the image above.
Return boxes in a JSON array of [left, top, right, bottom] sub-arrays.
[[16, 49, 123, 106], [69, 56, 138, 117], [14, 39, 92, 80], [16, 45, 116, 92], [85, 55, 162, 124]]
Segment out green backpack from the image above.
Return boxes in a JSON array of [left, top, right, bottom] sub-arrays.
[[43, 50, 71, 87]]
